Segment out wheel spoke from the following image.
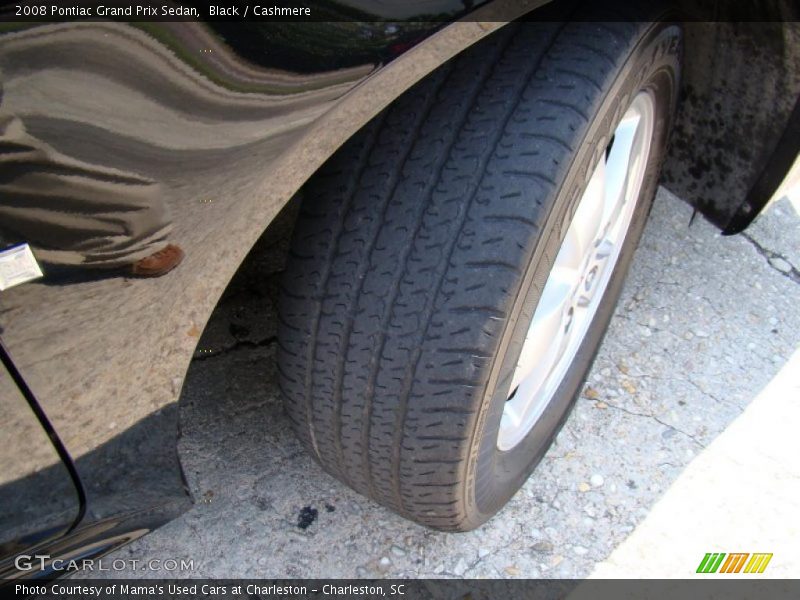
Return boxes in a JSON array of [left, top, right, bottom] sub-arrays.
[[569, 155, 607, 263], [602, 113, 639, 236], [500, 401, 521, 430], [509, 266, 575, 392]]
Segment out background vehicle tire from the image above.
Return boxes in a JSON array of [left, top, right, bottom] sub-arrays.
[[278, 19, 681, 531]]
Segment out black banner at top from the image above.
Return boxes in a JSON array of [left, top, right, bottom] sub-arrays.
[[2, 0, 800, 23]]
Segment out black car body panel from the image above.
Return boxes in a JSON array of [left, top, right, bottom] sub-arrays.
[[0, 0, 798, 577]]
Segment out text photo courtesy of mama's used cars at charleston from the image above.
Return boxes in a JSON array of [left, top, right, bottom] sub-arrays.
[[0, 0, 799, 587]]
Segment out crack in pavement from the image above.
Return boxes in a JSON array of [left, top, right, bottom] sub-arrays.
[[741, 232, 800, 284], [685, 377, 744, 413], [193, 335, 277, 361], [591, 398, 707, 449]]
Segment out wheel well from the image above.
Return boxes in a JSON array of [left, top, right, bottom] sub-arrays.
[[661, 20, 800, 232]]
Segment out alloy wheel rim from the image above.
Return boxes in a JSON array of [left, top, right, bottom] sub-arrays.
[[497, 91, 656, 452]]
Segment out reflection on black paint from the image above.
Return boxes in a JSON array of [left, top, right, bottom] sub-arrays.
[[0, 403, 189, 576], [0, 362, 78, 558], [208, 21, 444, 72]]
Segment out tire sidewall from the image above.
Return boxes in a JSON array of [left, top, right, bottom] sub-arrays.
[[464, 22, 682, 526]]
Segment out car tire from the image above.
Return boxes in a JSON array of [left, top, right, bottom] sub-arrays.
[[278, 19, 681, 531]]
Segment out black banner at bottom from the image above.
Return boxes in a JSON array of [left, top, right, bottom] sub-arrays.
[[6, 579, 800, 600]]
